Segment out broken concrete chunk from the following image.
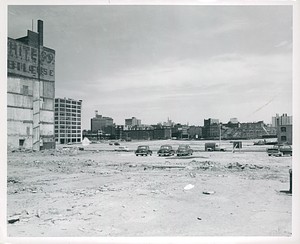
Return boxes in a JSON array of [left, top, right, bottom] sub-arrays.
[[8, 215, 20, 224]]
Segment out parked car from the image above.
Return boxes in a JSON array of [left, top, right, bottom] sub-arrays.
[[176, 144, 193, 156], [267, 143, 292, 156], [114, 146, 129, 152], [253, 140, 265, 145], [157, 145, 175, 156], [135, 145, 152, 156], [114, 142, 120, 146]]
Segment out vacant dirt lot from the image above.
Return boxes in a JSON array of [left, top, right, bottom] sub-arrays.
[[6, 140, 292, 237]]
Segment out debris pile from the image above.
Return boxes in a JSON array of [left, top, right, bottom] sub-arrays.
[[226, 162, 267, 170], [186, 160, 221, 170]]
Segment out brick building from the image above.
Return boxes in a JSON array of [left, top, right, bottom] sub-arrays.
[[277, 125, 293, 144], [7, 20, 55, 150], [203, 118, 220, 139]]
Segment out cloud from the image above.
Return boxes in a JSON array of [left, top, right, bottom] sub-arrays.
[[63, 51, 291, 107]]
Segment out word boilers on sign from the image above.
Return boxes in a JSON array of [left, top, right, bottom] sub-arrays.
[[7, 38, 55, 81]]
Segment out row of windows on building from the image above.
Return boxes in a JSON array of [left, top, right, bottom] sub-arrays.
[[55, 98, 81, 104], [55, 121, 81, 125], [54, 133, 81, 137], [55, 103, 81, 107], [55, 108, 81, 113], [54, 127, 81, 131], [55, 114, 81, 118]]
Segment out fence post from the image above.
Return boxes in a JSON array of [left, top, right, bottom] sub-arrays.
[[289, 169, 292, 193]]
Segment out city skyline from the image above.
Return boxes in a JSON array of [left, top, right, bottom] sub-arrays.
[[86, 112, 292, 129], [7, 4, 293, 130]]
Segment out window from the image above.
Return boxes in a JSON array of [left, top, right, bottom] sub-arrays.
[[281, 127, 286, 132], [23, 85, 29, 95], [19, 139, 25, 147], [281, 136, 287, 141]]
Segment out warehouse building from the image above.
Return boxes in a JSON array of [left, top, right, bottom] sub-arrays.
[[54, 98, 82, 144], [277, 124, 293, 145], [7, 20, 55, 150], [203, 118, 220, 139], [273, 114, 293, 145]]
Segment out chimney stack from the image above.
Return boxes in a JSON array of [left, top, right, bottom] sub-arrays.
[[38, 20, 43, 46]]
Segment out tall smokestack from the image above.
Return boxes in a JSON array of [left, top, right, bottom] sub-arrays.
[[38, 20, 43, 46]]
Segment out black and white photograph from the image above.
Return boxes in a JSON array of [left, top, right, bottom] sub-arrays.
[[2, 1, 299, 243]]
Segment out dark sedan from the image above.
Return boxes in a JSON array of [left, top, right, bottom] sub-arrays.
[[157, 145, 175, 157], [135, 145, 152, 156], [176, 144, 193, 156]]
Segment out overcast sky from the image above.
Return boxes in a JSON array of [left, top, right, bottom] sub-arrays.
[[7, 4, 293, 130]]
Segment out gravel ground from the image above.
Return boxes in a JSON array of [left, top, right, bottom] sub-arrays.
[[5, 140, 292, 239]]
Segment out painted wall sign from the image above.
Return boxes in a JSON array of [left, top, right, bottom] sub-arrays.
[[7, 38, 55, 81]]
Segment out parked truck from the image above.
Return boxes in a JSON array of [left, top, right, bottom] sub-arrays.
[[205, 142, 226, 152], [267, 143, 292, 156]]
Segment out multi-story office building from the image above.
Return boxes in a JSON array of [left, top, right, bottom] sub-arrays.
[[125, 117, 141, 127], [7, 20, 55, 150], [54, 98, 82, 144], [272, 113, 293, 127], [91, 110, 113, 132]]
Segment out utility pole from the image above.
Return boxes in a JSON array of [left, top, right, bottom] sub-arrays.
[[219, 123, 222, 146]]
